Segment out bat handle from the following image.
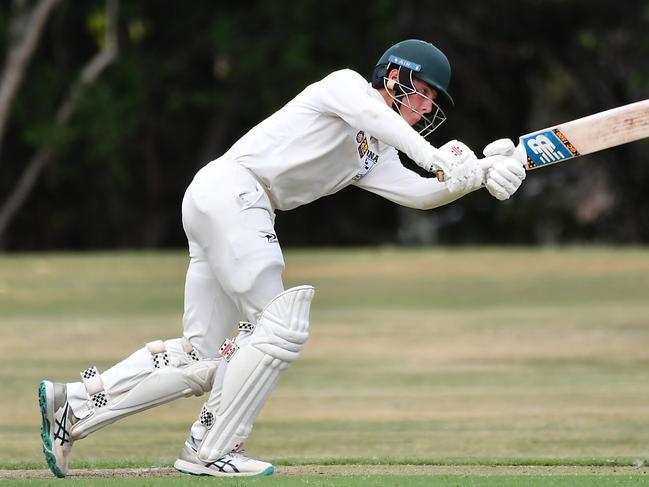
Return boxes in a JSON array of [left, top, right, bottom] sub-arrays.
[[434, 157, 496, 183]]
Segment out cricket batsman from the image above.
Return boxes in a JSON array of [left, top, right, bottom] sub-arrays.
[[39, 39, 526, 477]]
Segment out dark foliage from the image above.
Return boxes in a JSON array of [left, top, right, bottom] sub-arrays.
[[1, 0, 648, 249]]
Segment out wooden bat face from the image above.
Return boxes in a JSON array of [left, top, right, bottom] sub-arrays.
[[520, 99, 649, 170]]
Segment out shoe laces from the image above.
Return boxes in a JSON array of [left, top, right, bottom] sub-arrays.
[[225, 443, 251, 461]]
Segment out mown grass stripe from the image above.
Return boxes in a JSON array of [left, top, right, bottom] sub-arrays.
[[3, 457, 646, 470]]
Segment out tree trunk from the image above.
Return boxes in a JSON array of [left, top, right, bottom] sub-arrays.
[[0, 0, 61, 170], [0, 0, 119, 245]]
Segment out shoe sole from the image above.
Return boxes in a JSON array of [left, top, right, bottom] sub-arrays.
[[38, 381, 65, 478], [174, 459, 274, 477]]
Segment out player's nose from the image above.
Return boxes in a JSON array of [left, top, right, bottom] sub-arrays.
[[421, 99, 432, 114]]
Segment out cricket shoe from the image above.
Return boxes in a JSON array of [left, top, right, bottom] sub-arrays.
[[38, 380, 78, 478], [174, 437, 274, 477]]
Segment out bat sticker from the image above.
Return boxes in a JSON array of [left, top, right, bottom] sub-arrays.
[[523, 129, 580, 168]]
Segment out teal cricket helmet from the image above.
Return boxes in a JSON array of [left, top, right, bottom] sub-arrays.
[[372, 39, 454, 107]]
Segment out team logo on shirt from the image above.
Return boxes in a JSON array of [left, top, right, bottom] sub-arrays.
[[353, 130, 379, 181], [357, 130, 369, 158]]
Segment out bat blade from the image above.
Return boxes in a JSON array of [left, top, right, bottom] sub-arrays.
[[520, 99, 649, 170]]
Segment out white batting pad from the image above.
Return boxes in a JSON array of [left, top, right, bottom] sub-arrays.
[[198, 285, 315, 462], [70, 338, 218, 440]]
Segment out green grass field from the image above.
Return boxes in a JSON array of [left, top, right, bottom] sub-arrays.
[[1, 247, 649, 485]]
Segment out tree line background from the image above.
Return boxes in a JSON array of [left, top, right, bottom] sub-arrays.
[[0, 0, 648, 251]]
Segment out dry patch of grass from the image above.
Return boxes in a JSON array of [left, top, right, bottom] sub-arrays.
[[1, 248, 648, 464]]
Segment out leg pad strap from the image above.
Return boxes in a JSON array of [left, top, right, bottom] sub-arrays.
[[80, 366, 108, 410]]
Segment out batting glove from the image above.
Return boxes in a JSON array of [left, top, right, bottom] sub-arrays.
[[482, 138, 527, 200], [422, 140, 484, 195], [483, 138, 516, 157]]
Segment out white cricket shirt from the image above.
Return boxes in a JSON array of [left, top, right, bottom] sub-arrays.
[[216, 69, 459, 211]]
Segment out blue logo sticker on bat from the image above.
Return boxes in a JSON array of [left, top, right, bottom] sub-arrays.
[[523, 129, 579, 168]]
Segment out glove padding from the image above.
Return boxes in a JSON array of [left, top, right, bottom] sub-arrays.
[[483, 138, 516, 157], [425, 140, 484, 195], [482, 138, 526, 200]]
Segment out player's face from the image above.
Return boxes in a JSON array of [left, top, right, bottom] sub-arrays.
[[383, 68, 445, 135], [401, 78, 437, 126]]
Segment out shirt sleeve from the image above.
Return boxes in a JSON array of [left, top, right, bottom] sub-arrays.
[[353, 146, 464, 210], [299, 69, 436, 166]]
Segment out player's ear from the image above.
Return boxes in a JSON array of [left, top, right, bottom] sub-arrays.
[[385, 68, 399, 90], [370, 65, 399, 91]]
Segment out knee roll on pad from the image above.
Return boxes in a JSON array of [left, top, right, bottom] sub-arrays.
[[70, 337, 218, 440], [198, 285, 315, 462]]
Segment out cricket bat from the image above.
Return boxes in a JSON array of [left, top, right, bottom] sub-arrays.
[[518, 98, 649, 170], [436, 99, 649, 181]]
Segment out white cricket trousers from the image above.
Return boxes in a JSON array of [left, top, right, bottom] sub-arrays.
[[181, 159, 285, 357], [66, 159, 285, 419]]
